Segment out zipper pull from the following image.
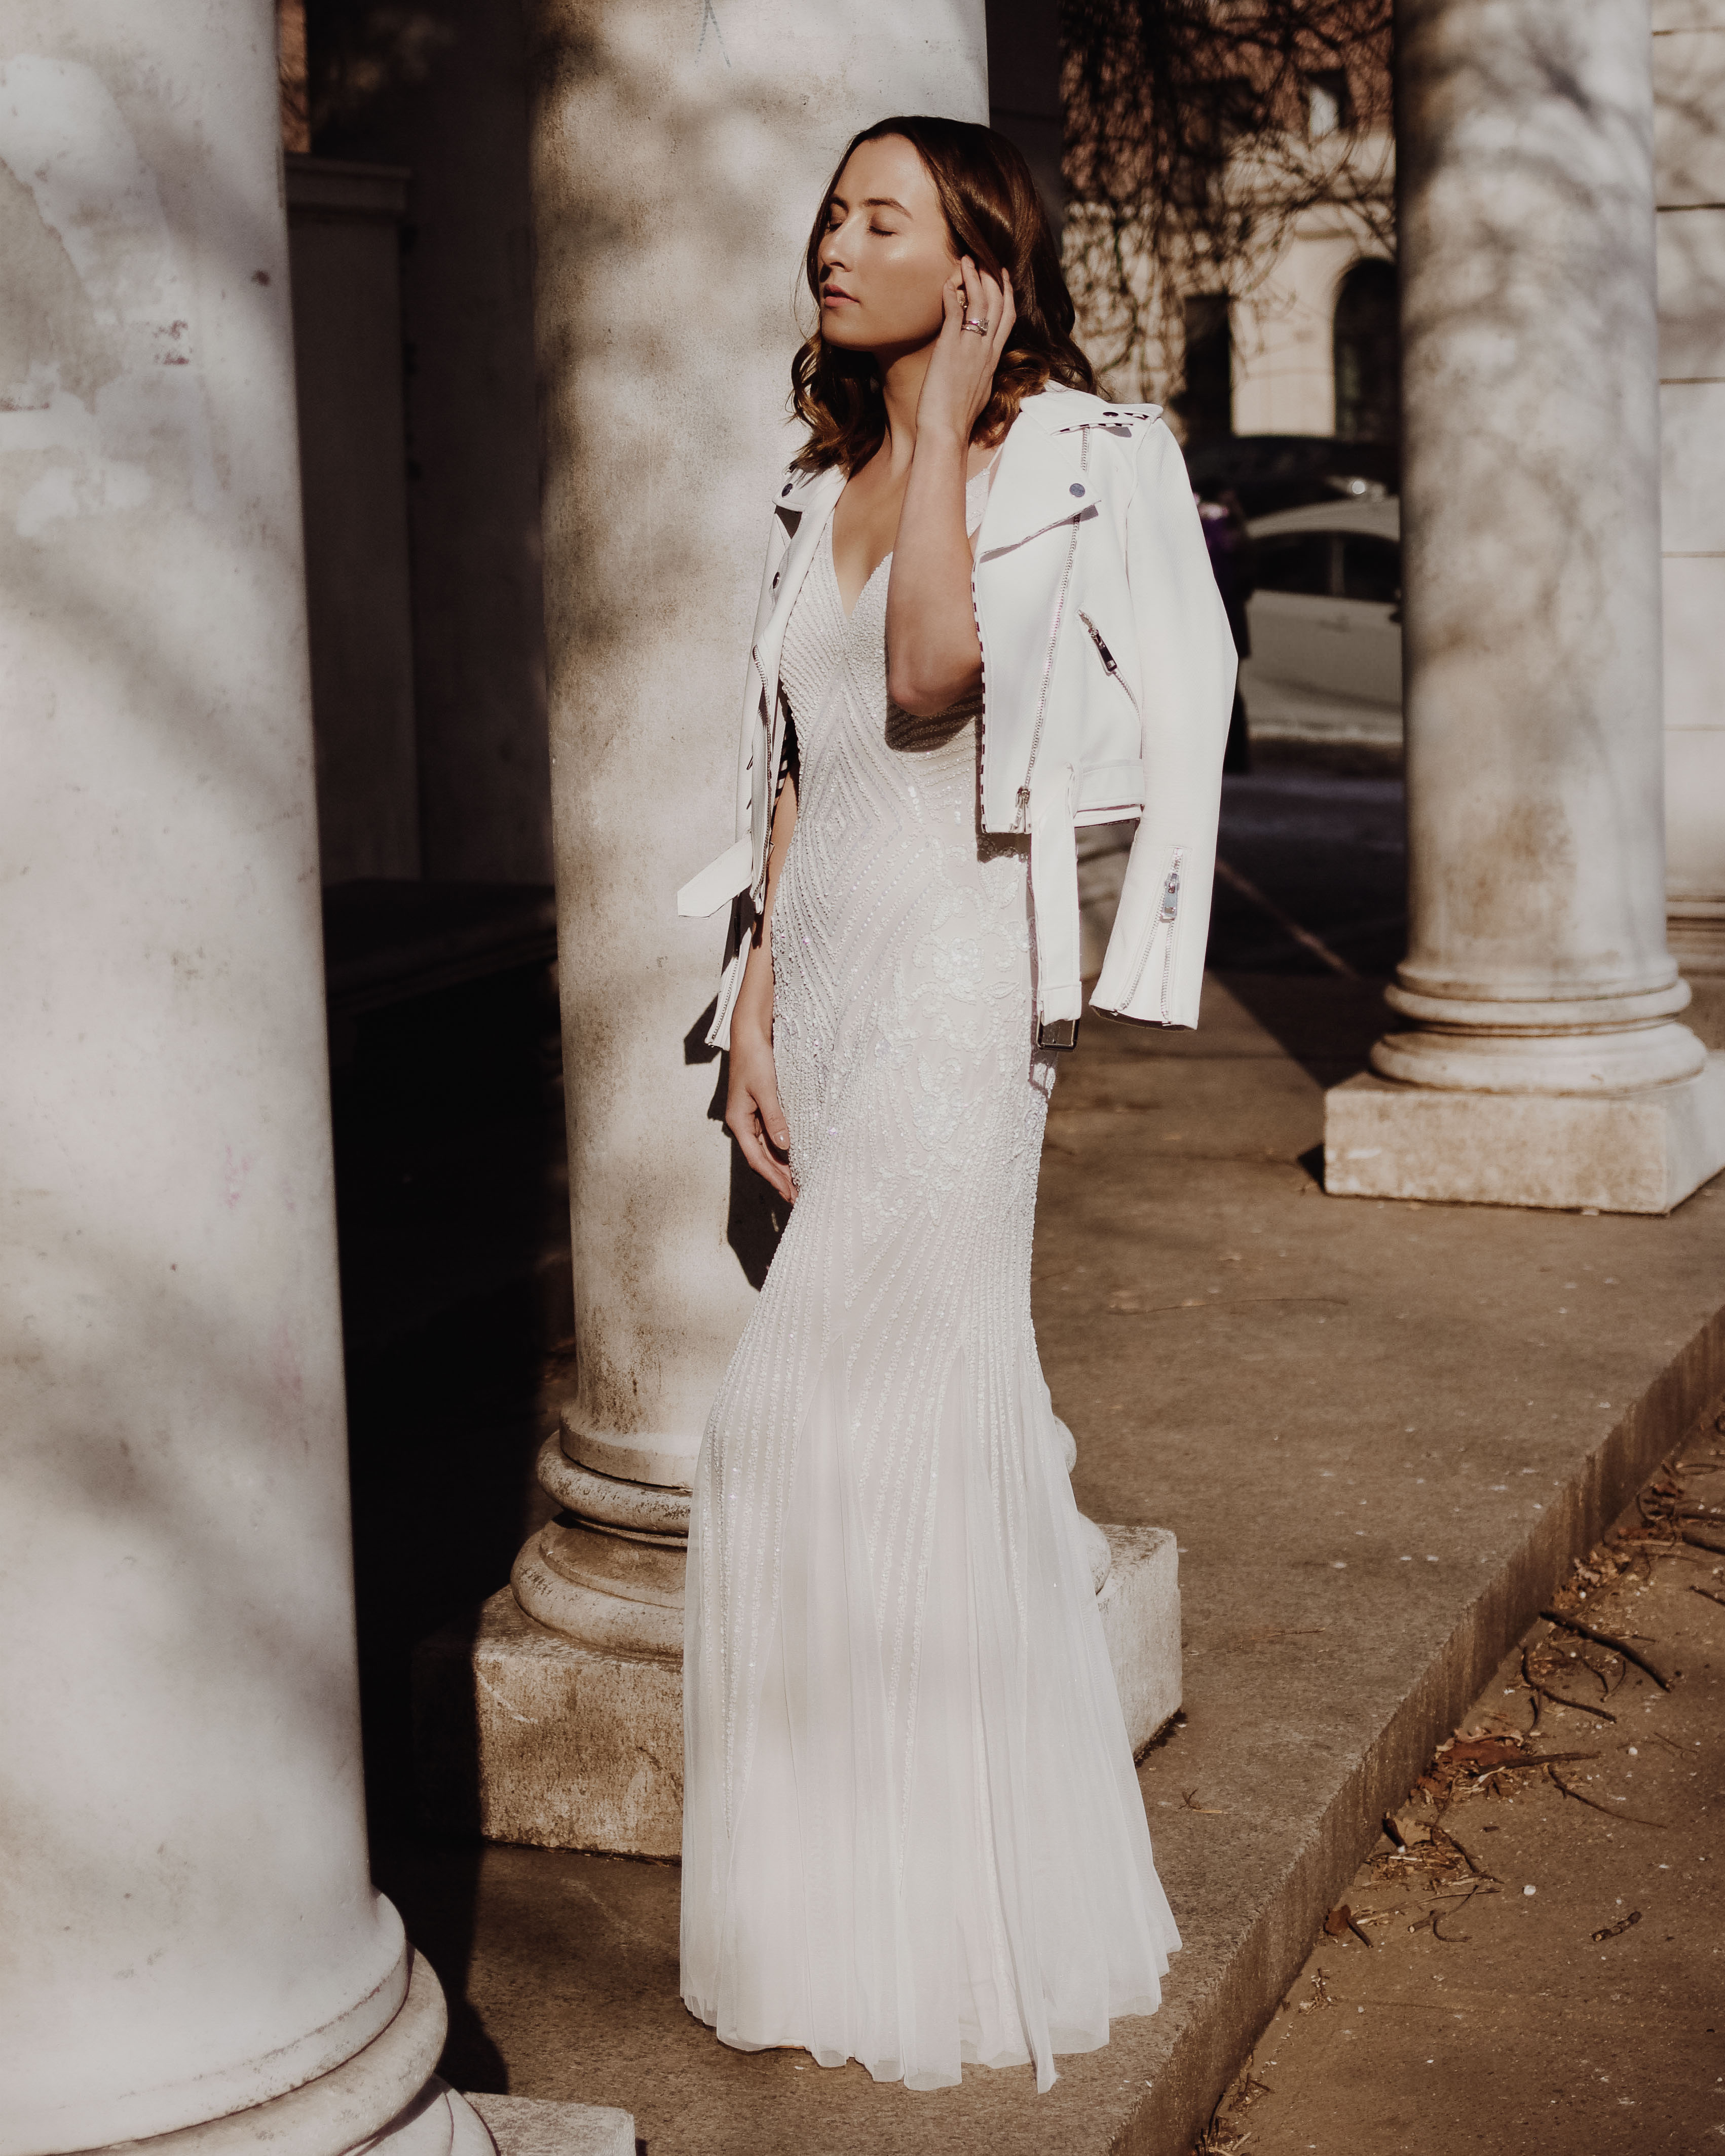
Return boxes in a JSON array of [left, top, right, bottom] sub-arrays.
[[1159, 864, 1181, 922], [1079, 611, 1119, 675], [1014, 783, 1032, 834]]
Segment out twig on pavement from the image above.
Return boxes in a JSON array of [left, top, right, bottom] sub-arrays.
[[1521, 1648, 1617, 1721], [1548, 1768, 1668, 1829], [1539, 1610, 1671, 1690]]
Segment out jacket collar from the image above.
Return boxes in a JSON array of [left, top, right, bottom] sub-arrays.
[[1017, 383, 1164, 435], [761, 382, 1166, 639], [754, 462, 845, 687], [978, 386, 1165, 557]]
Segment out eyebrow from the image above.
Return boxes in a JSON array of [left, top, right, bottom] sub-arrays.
[[829, 194, 911, 215]]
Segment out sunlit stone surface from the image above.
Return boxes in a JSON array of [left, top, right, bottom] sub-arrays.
[[0, 7, 616, 2148], [1326, 0, 1725, 1210]]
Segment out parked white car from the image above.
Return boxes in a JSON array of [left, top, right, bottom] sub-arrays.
[[1239, 495, 1403, 747]]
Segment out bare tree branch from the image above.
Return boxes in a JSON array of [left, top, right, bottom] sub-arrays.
[[1062, 0, 1395, 403]]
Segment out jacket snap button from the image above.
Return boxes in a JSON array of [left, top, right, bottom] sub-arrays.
[[780, 482, 793, 496], [1069, 483, 1086, 497]]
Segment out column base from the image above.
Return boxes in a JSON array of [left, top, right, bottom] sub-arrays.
[[71, 1952, 628, 2156], [413, 1526, 1181, 1855], [1324, 1054, 1725, 1213]]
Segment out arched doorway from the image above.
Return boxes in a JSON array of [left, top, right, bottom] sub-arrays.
[[1333, 259, 1400, 443]]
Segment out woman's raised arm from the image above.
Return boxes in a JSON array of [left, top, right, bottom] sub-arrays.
[[885, 260, 1016, 717]]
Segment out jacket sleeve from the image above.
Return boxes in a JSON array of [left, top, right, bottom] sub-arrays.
[[1089, 420, 1236, 1029], [679, 504, 789, 1050]]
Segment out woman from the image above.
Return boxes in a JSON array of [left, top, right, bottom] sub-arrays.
[[676, 116, 1235, 2094]]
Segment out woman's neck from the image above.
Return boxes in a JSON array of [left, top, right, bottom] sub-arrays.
[[875, 341, 937, 478]]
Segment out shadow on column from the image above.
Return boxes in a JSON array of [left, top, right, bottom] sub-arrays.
[[327, 897, 573, 2093]]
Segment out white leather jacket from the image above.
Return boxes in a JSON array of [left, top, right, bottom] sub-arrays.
[[678, 382, 1236, 1049]]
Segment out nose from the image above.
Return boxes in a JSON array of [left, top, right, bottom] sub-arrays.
[[819, 214, 854, 272]]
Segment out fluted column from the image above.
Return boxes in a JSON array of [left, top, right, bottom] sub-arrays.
[[1325, 0, 1725, 1212], [0, 7, 483, 2149]]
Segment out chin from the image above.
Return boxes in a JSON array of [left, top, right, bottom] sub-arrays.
[[819, 315, 872, 352]]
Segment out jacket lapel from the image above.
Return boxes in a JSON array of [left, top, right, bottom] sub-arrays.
[[978, 411, 1090, 559], [978, 386, 1165, 558], [753, 464, 846, 696]]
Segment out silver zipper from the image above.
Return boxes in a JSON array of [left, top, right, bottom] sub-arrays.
[[1158, 855, 1182, 1024], [1013, 431, 1091, 834], [1077, 611, 1140, 713], [1121, 847, 1184, 1016]]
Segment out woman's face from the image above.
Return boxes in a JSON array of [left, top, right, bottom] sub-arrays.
[[817, 135, 958, 358]]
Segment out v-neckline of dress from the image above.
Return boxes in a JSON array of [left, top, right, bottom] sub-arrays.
[[830, 521, 889, 625], [827, 452, 1000, 622]]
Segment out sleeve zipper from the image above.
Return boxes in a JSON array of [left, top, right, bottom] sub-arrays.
[[1121, 848, 1185, 1020]]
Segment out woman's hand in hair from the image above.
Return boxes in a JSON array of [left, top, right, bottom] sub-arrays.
[[914, 256, 1016, 450], [884, 256, 1011, 716]]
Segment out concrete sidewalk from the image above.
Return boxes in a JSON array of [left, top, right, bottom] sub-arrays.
[[1196, 1457, 1725, 2153], [380, 972, 1725, 2155]]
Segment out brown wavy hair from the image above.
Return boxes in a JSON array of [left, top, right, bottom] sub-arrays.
[[791, 116, 1096, 476]]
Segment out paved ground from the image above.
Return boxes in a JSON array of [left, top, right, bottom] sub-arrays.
[[1200, 1459, 1725, 2154], [338, 762, 1725, 2152], [369, 971, 1725, 2156]]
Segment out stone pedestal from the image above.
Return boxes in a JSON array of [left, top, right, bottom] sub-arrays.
[[468, 2098, 636, 2156], [1326, 0, 1725, 1212], [1327, 1062, 1725, 1214], [415, 1526, 1180, 1855]]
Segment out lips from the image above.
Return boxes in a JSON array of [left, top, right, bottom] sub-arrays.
[[822, 285, 857, 305]]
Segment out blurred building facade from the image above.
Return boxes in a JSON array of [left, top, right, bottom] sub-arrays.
[[1116, 4, 1722, 974]]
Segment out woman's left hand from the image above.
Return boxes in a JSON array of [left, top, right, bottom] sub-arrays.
[[914, 256, 1016, 448]]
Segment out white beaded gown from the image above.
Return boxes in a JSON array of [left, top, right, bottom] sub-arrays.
[[680, 467, 1180, 2093]]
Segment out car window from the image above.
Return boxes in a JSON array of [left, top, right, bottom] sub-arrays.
[[1253, 531, 1333, 596], [1341, 534, 1401, 606]]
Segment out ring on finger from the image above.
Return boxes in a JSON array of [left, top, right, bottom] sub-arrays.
[[962, 315, 988, 334]]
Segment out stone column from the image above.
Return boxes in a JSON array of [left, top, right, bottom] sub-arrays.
[[1657, 0, 1725, 978], [487, 0, 993, 1848], [1325, 0, 1725, 1213], [0, 8, 486, 2148], [410, 0, 1181, 1856]]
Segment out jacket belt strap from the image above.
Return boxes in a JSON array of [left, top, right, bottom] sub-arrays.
[[677, 836, 752, 919], [1029, 763, 1082, 1048]]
